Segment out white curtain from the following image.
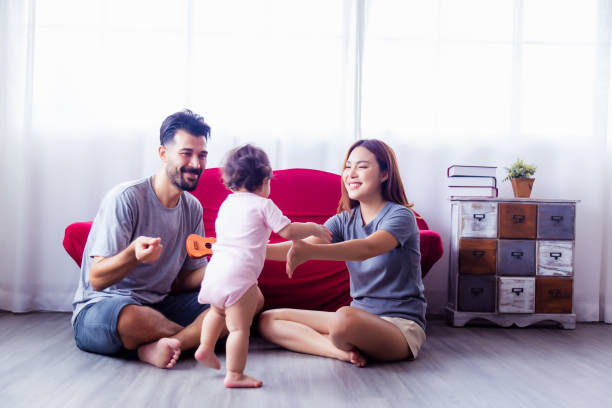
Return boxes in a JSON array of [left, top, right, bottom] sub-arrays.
[[604, 3, 612, 322], [1, 0, 611, 322], [0, 0, 358, 312], [361, 0, 611, 322]]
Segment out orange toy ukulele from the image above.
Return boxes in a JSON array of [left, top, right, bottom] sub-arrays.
[[186, 234, 216, 259]]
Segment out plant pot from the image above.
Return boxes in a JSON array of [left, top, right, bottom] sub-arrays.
[[510, 178, 535, 198]]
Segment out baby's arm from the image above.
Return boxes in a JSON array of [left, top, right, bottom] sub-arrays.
[[277, 222, 332, 243]]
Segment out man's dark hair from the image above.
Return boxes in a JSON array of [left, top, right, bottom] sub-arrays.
[[159, 109, 211, 145], [223, 144, 272, 192]]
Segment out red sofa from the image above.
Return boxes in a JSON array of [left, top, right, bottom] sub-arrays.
[[63, 168, 443, 312]]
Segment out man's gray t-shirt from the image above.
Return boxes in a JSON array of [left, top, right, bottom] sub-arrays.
[[71, 177, 207, 325], [324, 202, 427, 330]]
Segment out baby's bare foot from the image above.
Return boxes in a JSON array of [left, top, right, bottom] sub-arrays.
[[194, 344, 220, 369], [137, 338, 181, 369], [224, 371, 263, 388]]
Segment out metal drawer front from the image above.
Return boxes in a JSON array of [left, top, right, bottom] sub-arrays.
[[498, 277, 535, 313], [459, 239, 497, 275], [499, 203, 537, 239], [537, 241, 574, 276], [537, 204, 575, 240], [460, 202, 498, 238], [535, 277, 573, 314], [459, 275, 496, 312], [498, 240, 536, 276]]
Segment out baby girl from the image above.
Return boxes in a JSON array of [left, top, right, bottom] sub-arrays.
[[194, 144, 331, 388]]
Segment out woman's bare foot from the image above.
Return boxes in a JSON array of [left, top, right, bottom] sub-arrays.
[[332, 347, 367, 367], [137, 338, 181, 369], [224, 371, 263, 388], [194, 344, 220, 369], [348, 349, 367, 367]]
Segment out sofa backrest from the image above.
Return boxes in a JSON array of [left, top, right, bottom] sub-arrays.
[[192, 168, 343, 240], [190, 167, 428, 238]]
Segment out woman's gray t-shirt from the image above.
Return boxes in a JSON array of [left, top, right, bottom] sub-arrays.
[[324, 202, 427, 329]]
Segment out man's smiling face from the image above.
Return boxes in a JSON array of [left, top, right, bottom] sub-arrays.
[[163, 129, 208, 192]]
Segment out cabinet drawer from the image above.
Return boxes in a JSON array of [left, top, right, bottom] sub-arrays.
[[537, 241, 574, 276], [498, 240, 536, 276], [498, 277, 535, 313], [460, 202, 498, 238], [537, 205, 575, 240], [459, 275, 496, 312], [535, 277, 573, 313], [498, 203, 537, 239], [459, 239, 497, 275]]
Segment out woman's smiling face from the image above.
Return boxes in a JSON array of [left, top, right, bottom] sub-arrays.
[[343, 146, 388, 202]]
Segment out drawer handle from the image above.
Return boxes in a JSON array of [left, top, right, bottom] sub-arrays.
[[472, 250, 485, 258], [551, 215, 564, 223], [512, 214, 525, 223], [548, 289, 561, 297], [511, 288, 524, 296], [471, 288, 484, 295], [473, 214, 486, 221], [511, 251, 524, 259], [549, 252, 562, 260]]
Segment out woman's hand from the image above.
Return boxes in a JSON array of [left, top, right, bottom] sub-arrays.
[[286, 239, 311, 278], [309, 222, 332, 244]]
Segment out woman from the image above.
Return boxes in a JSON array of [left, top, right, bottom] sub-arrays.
[[260, 139, 426, 366]]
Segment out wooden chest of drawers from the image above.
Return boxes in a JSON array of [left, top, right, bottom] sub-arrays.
[[447, 198, 578, 329]]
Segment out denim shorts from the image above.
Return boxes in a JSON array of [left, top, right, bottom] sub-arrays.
[[73, 292, 209, 355]]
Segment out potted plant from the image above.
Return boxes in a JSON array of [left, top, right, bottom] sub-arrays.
[[503, 158, 537, 198]]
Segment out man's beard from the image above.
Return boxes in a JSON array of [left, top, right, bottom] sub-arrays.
[[167, 166, 202, 192]]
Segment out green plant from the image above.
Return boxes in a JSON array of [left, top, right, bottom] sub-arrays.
[[503, 158, 536, 182]]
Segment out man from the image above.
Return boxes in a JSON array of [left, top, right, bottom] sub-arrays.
[[72, 110, 241, 368]]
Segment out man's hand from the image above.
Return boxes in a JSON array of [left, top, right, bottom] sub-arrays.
[[90, 236, 162, 291], [134, 236, 163, 263]]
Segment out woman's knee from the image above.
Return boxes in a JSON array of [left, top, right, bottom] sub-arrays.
[[257, 309, 285, 334], [329, 306, 358, 340]]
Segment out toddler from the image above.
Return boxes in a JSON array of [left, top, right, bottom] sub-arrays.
[[194, 144, 331, 388]]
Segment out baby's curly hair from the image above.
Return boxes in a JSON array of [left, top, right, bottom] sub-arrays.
[[222, 144, 273, 192]]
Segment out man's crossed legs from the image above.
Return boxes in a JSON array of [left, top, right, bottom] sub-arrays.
[[74, 292, 215, 368]]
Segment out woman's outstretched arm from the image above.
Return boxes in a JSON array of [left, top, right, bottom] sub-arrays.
[[286, 230, 399, 277], [265, 241, 292, 261], [266, 236, 328, 261]]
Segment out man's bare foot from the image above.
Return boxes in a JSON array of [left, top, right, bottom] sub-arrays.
[[194, 344, 220, 369], [137, 338, 181, 369], [224, 371, 263, 388]]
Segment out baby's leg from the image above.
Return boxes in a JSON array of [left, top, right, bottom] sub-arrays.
[[195, 306, 225, 369], [224, 285, 262, 388]]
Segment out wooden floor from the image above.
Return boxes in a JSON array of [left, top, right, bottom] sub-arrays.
[[1, 312, 610, 408]]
